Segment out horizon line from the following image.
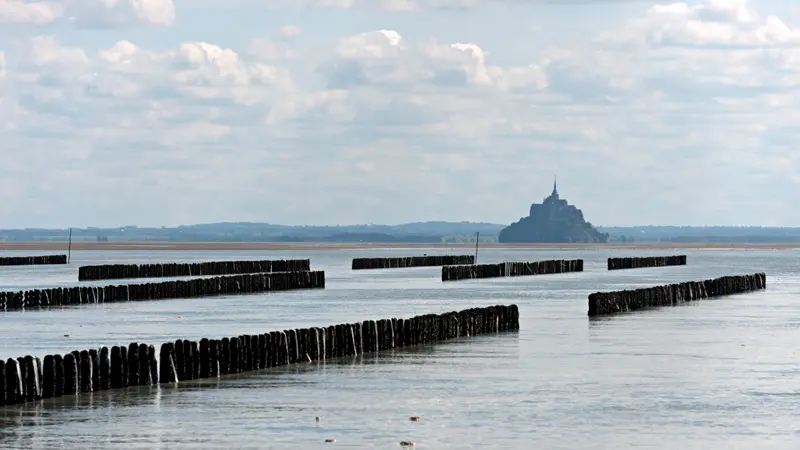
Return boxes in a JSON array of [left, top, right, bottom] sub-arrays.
[[1, 222, 800, 230]]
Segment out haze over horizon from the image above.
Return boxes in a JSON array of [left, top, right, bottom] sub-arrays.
[[4, 221, 800, 232], [1, 0, 798, 229]]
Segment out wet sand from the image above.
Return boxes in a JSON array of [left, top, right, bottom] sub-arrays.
[[0, 241, 798, 251]]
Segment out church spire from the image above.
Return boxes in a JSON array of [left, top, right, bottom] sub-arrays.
[[552, 175, 558, 198]]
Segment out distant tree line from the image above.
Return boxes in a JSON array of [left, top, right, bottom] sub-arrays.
[[1, 223, 800, 244]]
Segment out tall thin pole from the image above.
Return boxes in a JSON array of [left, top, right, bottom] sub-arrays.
[[474, 231, 480, 263], [67, 228, 73, 264]]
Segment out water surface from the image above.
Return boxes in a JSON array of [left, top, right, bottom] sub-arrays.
[[0, 248, 798, 449]]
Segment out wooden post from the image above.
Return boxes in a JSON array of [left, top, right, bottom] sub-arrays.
[[63, 353, 78, 395], [475, 232, 480, 263], [99, 347, 110, 390], [199, 339, 210, 379], [67, 228, 73, 264]]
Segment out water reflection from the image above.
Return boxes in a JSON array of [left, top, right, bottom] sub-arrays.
[[0, 248, 798, 449], [0, 332, 522, 448]]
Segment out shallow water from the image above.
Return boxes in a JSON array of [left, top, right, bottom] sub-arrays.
[[0, 248, 799, 449]]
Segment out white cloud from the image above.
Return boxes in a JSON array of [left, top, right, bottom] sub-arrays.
[[279, 24, 301, 40], [26, 35, 89, 67], [336, 30, 404, 59], [247, 38, 295, 60], [0, 0, 175, 26], [0, 0, 799, 227], [598, 0, 800, 47], [65, 0, 176, 27], [323, 30, 547, 90], [0, 0, 64, 24], [256, 0, 481, 11], [546, 0, 800, 101]]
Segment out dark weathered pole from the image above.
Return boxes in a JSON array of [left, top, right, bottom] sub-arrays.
[[67, 228, 73, 264], [474, 232, 480, 263]]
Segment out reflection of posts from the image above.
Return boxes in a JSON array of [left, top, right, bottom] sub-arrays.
[[351, 255, 475, 270], [1, 305, 519, 407], [588, 272, 766, 316], [0, 255, 68, 266], [607, 255, 687, 270], [442, 259, 584, 281], [0, 271, 326, 311], [78, 259, 313, 281]]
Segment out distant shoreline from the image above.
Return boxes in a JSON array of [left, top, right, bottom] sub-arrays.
[[0, 242, 797, 251]]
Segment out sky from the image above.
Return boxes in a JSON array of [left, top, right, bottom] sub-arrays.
[[1, 0, 799, 229]]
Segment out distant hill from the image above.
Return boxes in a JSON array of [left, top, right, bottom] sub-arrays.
[[599, 226, 800, 244], [2, 222, 800, 244], [0, 222, 505, 244]]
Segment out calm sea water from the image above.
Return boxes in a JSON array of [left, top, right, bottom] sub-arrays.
[[0, 247, 799, 449]]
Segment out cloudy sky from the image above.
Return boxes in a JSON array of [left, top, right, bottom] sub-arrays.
[[0, 0, 798, 228]]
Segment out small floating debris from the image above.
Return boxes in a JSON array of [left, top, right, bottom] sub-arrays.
[[325, 439, 336, 443], [409, 416, 420, 422], [63, 333, 70, 337], [400, 441, 415, 447], [315, 416, 321, 422]]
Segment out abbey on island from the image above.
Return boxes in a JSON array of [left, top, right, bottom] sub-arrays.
[[498, 178, 608, 244]]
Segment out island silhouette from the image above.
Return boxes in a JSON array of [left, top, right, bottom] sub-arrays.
[[498, 178, 609, 243]]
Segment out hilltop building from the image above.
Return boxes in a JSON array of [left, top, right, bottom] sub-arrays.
[[498, 179, 608, 243]]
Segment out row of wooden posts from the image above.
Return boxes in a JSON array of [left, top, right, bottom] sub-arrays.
[[0, 254, 67, 266], [0, 254, 690, 277], [607, 255, 687, 271], [0, 271, 325, 311], [0, 304, 519, 406], [442, 259, 583, 281], [78, 259, 311, 281], [588, 272, 766, 316], [354, 254, 689, 279], [351, 255, 475, 270]]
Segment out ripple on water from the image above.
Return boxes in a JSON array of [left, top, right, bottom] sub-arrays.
[[0, 248, 800, 449]]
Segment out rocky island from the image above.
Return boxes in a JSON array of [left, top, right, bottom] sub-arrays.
[[498, 179, 609, 243]]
